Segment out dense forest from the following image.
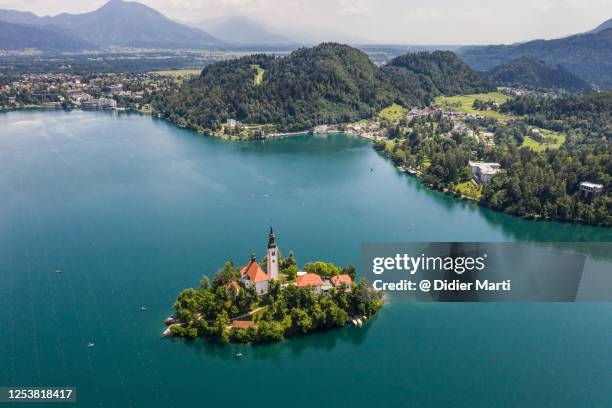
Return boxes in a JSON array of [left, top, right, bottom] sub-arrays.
[[375, 92, 612, 226], [501, 91, 611, 138], [485, 56, 592, 93], [153, 43, 492, 133], [383, 51, 493, 96]]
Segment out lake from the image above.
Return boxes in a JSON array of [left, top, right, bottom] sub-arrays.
[[1, 110, 611, 407]]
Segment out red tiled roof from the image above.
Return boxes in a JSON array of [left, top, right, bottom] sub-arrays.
[[240, 259, 269, 283], [231, 321, 255, 329], [296, 273, 324, 287], [331, 274, 352, 287]]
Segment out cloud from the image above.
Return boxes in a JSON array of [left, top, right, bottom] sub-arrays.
[[1, 0, 610, 43]]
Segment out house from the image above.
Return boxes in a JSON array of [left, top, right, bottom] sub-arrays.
[[331, 274, 353, 291], [227, 118, 237, 128], [231, 321, 255, 329], [296, 273, 324, 294], [469, 161, 501, 184], [579, 182, 604, 198], [240, 254, 270, 295]]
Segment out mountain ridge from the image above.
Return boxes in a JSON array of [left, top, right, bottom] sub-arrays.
[[485, 56, 592, 93], [457, 25, 612, 88], [198, 15, 296, 45], [0, 0, 223, 49]]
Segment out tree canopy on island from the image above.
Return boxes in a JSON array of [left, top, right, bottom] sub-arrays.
[[170, 255, 383, 344]]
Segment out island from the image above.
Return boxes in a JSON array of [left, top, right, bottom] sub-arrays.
[[165, 228, 384, 344]]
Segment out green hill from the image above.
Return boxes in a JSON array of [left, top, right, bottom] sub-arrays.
[[382, 50, 493, 97], [486, 56, 592, 93], [156, 44, 491, 133]]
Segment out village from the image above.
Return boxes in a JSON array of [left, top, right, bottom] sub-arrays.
[[0, 71, 184, 112]]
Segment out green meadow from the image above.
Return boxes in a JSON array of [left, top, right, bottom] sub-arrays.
[[434, 91, 511, 121], [379, 103, 408, 122], [251, 64, 265, 86], [521, 130, 566, 151]]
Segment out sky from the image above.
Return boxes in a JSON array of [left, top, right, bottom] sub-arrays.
[[0, 0, 611, 44]]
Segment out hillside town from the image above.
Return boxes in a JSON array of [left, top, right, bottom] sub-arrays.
[[0, 71, 183, 112]]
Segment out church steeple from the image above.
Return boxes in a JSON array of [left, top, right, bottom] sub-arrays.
[[268, 226, 277, 249], [267, 227, 279, 280]]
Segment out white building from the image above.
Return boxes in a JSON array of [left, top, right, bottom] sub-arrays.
[[469, 161, 501, 184], [227, 119, 237, 128], [266, 227, 279, 281], [240, 254, 270, 295], [579, 182, 604, 198]]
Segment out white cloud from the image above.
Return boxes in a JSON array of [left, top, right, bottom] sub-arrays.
[[0, 0, 610, 43]]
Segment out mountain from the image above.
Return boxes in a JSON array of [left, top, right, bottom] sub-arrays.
[[382, 51, 493, 97], [485, 56, 592, 93], [0, 0, 223, 49], [156, 43, 400, 132], [590, 18, 612, 33], [0, 20, 93, 51], [457, 26, 612, 88], [199, 15, 295, 46], [155, 44, 492, 132]]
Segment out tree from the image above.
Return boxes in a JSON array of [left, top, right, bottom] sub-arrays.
[[303, 261, 341, 277]]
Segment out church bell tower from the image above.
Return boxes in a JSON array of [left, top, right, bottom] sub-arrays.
[[267, 227, 279, 280]]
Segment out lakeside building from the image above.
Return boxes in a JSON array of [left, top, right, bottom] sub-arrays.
[[296, 273, 324, 294], [239, 228, 279, 295], [579, 182, 604, 198], [81, 97, 117, 109], [469, 161, 501, 184], [331, 274, 353, 291]]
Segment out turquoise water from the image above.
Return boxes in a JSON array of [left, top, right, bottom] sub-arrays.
[[0, 110, 610, 407]]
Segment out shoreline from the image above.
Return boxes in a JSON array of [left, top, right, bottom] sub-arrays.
[[2, 106, 608, 228]]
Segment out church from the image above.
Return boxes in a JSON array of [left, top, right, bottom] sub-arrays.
[[239, 227, 279, 295]]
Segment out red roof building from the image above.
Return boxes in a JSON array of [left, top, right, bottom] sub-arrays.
[[240, 255, 269, 283], [240, 254, 270, 295], [296, 273, 324, 287], [331, 274, 352, 287], [231, 321, 256, 329]]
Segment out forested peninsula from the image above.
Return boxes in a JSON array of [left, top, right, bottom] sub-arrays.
[[152, 43, 492, 134]]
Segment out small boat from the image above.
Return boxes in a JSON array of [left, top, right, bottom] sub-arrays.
[[235, 352, 243, 358], [164, 317, 176, 325], [140, 306, 147, 311], [55, 269, 62, 274], [87, 342, 95, 348]]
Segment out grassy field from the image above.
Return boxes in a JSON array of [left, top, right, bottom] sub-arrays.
[[379, 103, 408, 122], [456, 181, 482, 200], [521, 130, 566, 151], [434, 91, 511, 121], [150, 69, 201, 77], [251, 64, 265, 86]]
